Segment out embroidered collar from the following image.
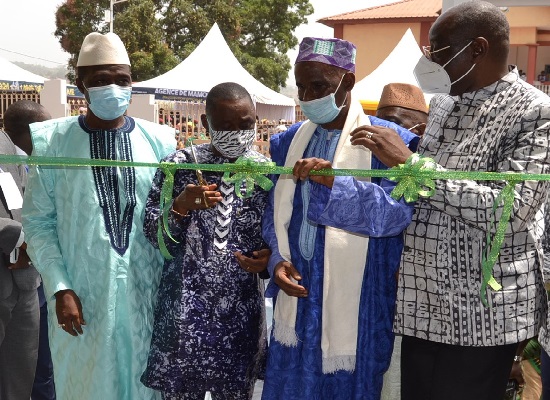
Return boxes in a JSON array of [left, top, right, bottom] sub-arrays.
[[82, 116, 137, 256], [78, 115, 135, 134]]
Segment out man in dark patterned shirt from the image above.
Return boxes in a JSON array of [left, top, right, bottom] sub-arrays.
[[141, 82, 271, 400], [350, 2, 550, 399]]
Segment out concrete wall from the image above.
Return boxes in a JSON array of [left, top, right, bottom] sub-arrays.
[[507, 6, 550, 29], [509, 45, 550, 75], [343, 23, 422, 81], [40, 79, 67, 119]]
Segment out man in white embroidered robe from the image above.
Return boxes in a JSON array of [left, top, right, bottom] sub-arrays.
[[22, 32, 175, 400]]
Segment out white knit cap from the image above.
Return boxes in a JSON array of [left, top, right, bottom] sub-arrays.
[[77, 32, 131, 67]]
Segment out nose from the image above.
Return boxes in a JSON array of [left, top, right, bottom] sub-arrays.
[[300, 88, 317, 102]]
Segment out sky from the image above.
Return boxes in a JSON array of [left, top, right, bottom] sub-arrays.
[[0, 0, 393, 77]]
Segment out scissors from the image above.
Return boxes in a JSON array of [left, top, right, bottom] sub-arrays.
[[189, 140, 208, 186], [189, 141, 210, 207]]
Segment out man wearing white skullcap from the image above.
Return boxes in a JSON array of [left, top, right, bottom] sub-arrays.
[[22, 32, 175, 400]]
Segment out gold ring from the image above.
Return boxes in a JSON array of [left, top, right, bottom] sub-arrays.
[[58, 323, 65, 329], [365, 132, 373, 140], [195, 197, 201, 204]]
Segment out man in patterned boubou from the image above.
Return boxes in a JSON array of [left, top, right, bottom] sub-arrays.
[[351, 1, 550, 399], [261, 37, 420, 400], [141, 82, 271, 400]]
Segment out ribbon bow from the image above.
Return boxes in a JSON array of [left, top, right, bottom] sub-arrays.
[[389, 154, 437, 202], [222, 156, 275, 198], [156, 156, 275, 259]]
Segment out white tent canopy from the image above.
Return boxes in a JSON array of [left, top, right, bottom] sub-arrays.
[[0, 56, 46, 84], [134, 23, 296, 122], [352, 29, 432, 106]]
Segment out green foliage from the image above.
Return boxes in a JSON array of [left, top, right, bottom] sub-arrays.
[[114, 0, 180, 82], [54, 0, 312, 89], [55, 0, 108, 82]]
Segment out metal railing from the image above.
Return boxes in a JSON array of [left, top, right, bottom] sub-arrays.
[[157, 100, 296, 156], [534, 84, 550, 96], [0, 93, 303, 158], [0, 91, 40, 129]]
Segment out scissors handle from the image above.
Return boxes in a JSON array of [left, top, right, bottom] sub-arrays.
[[189, 142, 208, 186], [196, 170, 208, 186]]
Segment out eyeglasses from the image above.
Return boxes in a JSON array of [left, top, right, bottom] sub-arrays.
[[408, 122, 426, 132], [422, 45, 450, 59]]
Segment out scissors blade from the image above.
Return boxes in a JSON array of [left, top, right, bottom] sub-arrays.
[[189, 142, 208, 186]]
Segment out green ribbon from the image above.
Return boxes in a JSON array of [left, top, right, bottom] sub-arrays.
[[480, 180, 516, 306], [221, 157, 275, 198], [389, 154, 437, 202], [157, 163, 179, 260], [5, 154, 550, 182], [3, 153, 549, 306]]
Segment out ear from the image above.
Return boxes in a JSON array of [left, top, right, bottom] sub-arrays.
[[76, 77, 84, 94], [200, 114, 209, 132], [415, 124, 426, 136], [471, 37, 488, 63], [76, 77, 90, 103], [343, 72, 356, 92]]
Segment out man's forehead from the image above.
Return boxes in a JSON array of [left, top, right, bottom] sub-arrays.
[[212, 98, 254, 116], [91, 64, 130, 72], [294, 62, 341, 79], [218, 97, 253, 108], [84, 64, 131, 76], [429, 12, 456, 42]]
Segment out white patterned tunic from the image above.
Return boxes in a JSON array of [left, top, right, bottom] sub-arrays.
[[394, 69, 550, 346]]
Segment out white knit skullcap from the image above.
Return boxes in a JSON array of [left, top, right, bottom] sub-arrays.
[[77, 32, 131, 67]]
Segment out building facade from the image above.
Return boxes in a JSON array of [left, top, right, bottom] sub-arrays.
[[319, 0, 550, 86]]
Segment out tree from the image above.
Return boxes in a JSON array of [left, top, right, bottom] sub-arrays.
[[55, 0, 179, 83], [114, 0, 180, 82], [54, 0, 313, 89]]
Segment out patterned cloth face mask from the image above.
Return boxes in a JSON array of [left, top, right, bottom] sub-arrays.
[[84, 84, 132, 121], [210, 129, 256, 159]]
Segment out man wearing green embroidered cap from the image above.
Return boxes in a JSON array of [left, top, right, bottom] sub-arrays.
[[261, 37, 420, 400], [21, 32, 175, 399], [351, 2, 550, 399]]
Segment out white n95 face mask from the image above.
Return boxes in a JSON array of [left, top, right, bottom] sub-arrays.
[[413, 41, 475, 95]]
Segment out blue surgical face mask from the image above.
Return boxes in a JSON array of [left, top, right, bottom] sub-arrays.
[[299, 73, 347, 125], [84, 84, 132, 121]]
